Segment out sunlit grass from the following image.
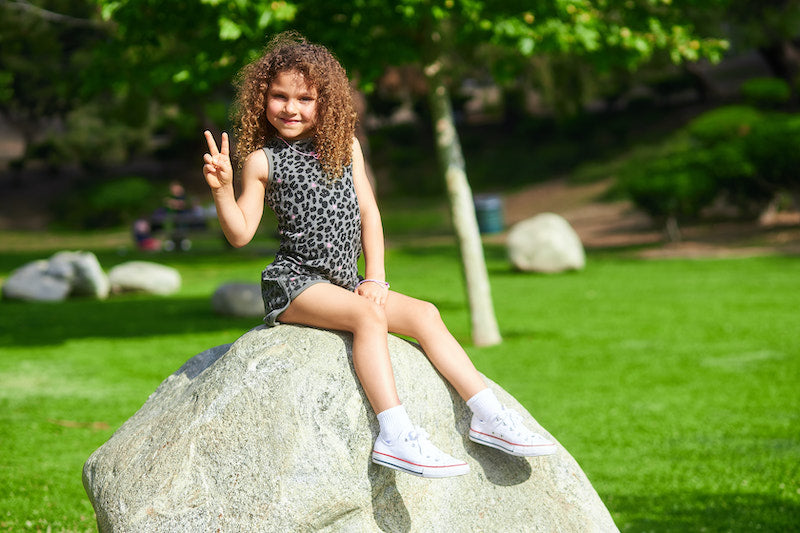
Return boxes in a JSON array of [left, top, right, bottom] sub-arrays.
[[0, 234, 798, 531]]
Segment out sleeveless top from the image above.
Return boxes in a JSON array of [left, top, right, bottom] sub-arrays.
[[259, 137, 362, 325]]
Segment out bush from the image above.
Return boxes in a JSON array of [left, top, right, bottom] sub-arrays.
[[53, 176, 161, 229], [740, 77, 792, 109], [744, 114, 800, 191], [707, 143, 763, 216], [620, 146, 722, 222], [621, 105, 800, 225], [685, 105, 763, 145], [25, 104, 151, 170]]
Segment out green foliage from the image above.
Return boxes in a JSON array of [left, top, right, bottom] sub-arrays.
[[27, 104, 151, 170], [621, 105, 800, 223], [685, 105, 763, 145], [686, 107, 800, 203], [53, 176, 161, 229], [2, 0, 729, 172], [740, 77, 792, 109], [0, 1, 104, 134], [620, 143, 726, 220], [743, 114, 800, 190], [87, 0, 296, 110]]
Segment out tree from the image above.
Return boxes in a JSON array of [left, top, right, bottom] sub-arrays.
[[85, 0, 296, 136], [87, 0, 726, 346], [0, 0, 107, 152], [291, 0, 725, 346], [681, 0, 800, 90]]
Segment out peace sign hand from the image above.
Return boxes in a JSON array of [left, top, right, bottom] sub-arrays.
[[202, 130, 233, 191]]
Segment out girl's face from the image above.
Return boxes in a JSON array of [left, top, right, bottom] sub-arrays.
[[266, 70, 318, 141]]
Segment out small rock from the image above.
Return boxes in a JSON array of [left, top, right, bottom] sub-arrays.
[[507, 213, 586, 273], [211, 282, 264, 317], [108, 261, 181, 295], [2, 260, 71, 301], [51, 251, 110, 299]]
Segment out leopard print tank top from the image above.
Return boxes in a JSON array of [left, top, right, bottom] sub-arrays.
[[259, 137, 362, 325]]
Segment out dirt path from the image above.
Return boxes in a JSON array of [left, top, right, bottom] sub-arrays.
[[501, 178, 800, 259]]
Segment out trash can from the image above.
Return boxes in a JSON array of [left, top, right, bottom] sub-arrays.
[[473, 193, 504, 234]]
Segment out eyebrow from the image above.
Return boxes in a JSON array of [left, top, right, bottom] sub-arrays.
[[268, 86, 317, 98]]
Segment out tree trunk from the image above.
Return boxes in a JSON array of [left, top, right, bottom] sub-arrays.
[[665, 215, 682, 243], [424, 59, 502, 347], [758, 40, 800, 89]]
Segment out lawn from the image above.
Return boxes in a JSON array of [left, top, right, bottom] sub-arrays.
[[0, 232, 798, 532]]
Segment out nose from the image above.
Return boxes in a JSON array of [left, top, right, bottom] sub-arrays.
[[284, 99, 297, 114]]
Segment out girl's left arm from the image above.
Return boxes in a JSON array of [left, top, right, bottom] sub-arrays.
[[352, 137, 388, 306]]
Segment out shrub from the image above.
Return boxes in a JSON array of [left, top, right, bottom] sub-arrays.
[[740, 77, 792, 109], [54, 176, 161, 229], [622, 105, 800, 226], [685, 105, 763, 145], [620, 146, 721, 222], [25, 104, 150, 170], [744, 114, 800, 191]]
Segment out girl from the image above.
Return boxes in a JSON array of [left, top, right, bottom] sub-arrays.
[[202, 32, 555, 479]]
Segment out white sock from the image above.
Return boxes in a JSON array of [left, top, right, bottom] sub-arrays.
[[377, 404, 413, 444], [466, 388, 503, 421]]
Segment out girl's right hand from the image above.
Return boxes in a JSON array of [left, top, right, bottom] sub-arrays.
[[202, 131, 233, 190]]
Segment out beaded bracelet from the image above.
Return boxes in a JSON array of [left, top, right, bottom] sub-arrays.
[[355, 279, 390, 290]]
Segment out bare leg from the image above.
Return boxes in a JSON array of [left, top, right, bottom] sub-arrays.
[[384, 291, 486, 401], [278, 283, 401, 414]]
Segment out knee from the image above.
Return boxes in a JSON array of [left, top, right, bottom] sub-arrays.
[[353, 299, 388, 333], [416, 300, 443, 329]]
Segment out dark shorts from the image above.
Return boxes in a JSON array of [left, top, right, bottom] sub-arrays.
[[260, 261, 358, 326]]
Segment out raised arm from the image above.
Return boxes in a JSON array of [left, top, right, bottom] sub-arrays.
[[202, 130, 268, 248], [352, 137, 388, 305]]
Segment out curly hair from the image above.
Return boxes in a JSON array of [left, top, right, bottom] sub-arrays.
[[231, 32, 357, 179]]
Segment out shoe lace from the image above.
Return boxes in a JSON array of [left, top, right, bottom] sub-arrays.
[[405, 427, 441, 461], [495, 408, 523, 433]]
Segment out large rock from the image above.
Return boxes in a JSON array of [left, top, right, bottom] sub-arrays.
[[83, 325, 617, 532], [211, 282, 264, 317], [108, 261, 181, 295], [507, 213, 586, 273], [1, 251, 109, 301]]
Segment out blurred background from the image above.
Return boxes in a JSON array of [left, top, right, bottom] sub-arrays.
[[0, 0, 798, 248]]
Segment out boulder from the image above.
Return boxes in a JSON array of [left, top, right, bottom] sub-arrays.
[[211, 282, 264, 317], [507, 213, 586, 273], [108, 261, 181, 295], [1, 251, 109, 301], [83, 325, 618, 532], [1, 259, 71, 301], [50, 251, 110, 299]]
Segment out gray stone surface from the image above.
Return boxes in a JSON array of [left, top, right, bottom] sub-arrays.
[[507, 213, 586, 273], [1, 251, 109, 301], [51, 251, 110, 299], [211, 282, 264, 317], [1, 259, 71, 301], [108, 261, 181, 295], [83, 325, 617, 532]]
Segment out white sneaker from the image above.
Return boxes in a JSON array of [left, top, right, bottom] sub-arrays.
[[469, 408, 557, 457], [372, 427, 470, 478]]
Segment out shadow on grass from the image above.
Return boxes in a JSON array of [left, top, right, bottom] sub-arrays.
[[0, 243, 278, 274], [608, 491, 800, 532], [0, 295, 261, 347]]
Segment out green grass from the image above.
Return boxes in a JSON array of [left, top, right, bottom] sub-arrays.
[[1, 235, 798, 531]]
